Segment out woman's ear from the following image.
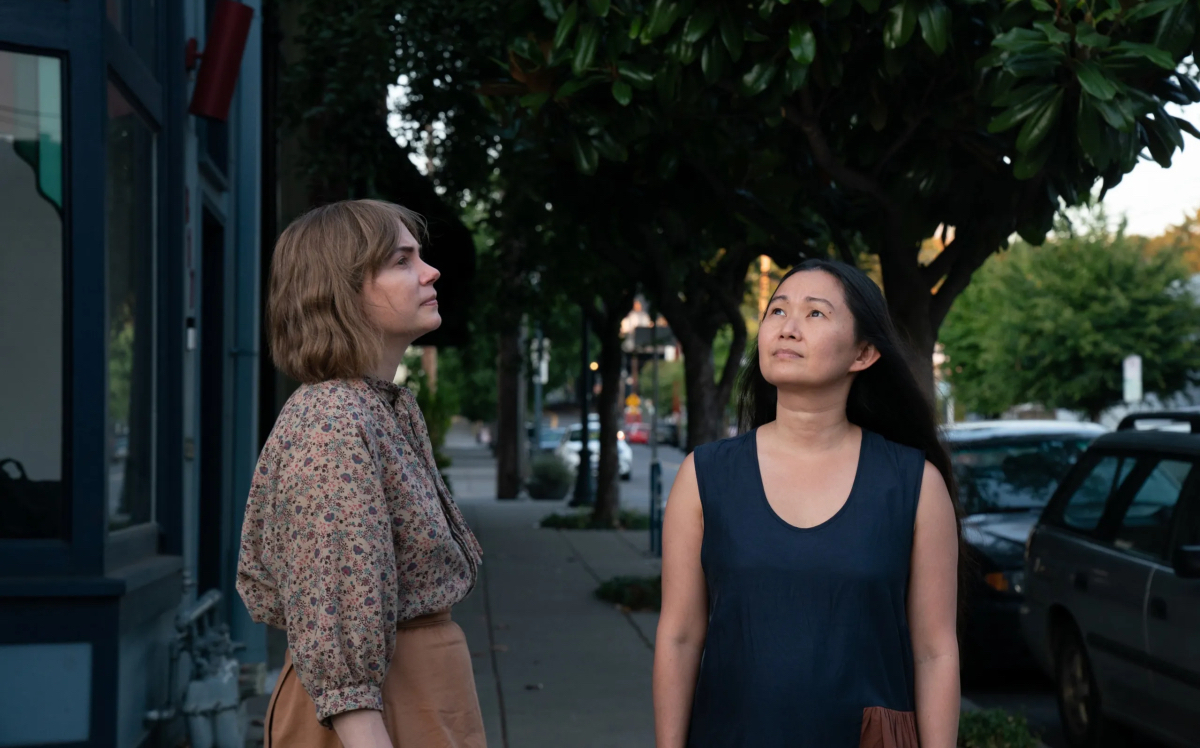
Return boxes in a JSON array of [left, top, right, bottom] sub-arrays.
[[849, 342, 881, 373]]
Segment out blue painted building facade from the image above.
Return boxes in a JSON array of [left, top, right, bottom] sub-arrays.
[[0, 1, 268, 745]]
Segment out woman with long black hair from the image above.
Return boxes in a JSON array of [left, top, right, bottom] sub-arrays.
[[653, 259, 962, 748]]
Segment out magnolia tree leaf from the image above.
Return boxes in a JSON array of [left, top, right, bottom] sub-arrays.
[[1016, 89, 1064, 153], [789, 22, 817, 64], [554, 3, 579, 49], [883, 0, 918, 50], [918, 2, 951, 56], [683, 5, 719, 44], [612, 80, 633, 105]]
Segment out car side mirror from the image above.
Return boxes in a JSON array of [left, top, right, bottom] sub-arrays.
[[1174, 545, 1200, 579]]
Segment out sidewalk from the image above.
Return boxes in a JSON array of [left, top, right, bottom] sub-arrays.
[[446, 422, 662, 747]]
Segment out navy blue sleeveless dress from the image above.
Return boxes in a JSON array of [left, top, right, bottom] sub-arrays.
[[687, 428, 925, 748]]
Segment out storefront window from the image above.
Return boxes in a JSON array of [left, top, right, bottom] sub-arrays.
[[106, 80, 156, 531], [107, 0, 157, 68], [0, 50, 66, 540]]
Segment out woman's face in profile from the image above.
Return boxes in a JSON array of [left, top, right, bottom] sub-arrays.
[[758, 270, 876, 389], [362, 221, 443, 342]]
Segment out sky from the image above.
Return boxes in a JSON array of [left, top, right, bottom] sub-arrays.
[[1098, 103, 1200, 237]]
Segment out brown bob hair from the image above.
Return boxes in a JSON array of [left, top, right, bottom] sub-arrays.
[[267, 199, 427, 383]]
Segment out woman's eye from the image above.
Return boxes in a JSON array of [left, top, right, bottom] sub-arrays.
[[809, 310, 824, 318], [770, 307, 784, 316]]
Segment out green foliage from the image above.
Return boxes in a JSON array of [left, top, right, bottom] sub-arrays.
[[527, 454, 574, 500], [595, 574, 662, 612], [941, 211, 1200, 420], [406, 356, 457, 490], [540, 508, 651, 530], [957, 709, 1038, 748]]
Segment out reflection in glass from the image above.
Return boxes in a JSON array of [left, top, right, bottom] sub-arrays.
[[107, 81, 155, 531], [1115, 460, 1193, 557], [0, 51, 66, 539], [951, 439, 1092, 515]]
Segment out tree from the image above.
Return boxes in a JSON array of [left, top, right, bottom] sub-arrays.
[[940, 213, 1200, 421], [1144, 207, 1200, 272], [494, 0, 1200, 384]]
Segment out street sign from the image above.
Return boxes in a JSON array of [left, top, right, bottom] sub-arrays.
[[1123, 355, 1143, 404], [625, 393, 641, 408]]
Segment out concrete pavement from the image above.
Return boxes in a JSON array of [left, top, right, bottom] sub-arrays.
[[447, 423, 663, 747]]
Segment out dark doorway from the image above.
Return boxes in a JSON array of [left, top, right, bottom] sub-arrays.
[[198, 207, 226, 596]]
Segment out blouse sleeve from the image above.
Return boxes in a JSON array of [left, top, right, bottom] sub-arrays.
[[274, 412, 399, 726]]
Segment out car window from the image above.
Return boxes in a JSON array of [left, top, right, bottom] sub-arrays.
[[951, 438, 1092, 514], [1113, 459, 1194, 559], [567, 427, 600, 442], [1059, 455, 1135, 531]]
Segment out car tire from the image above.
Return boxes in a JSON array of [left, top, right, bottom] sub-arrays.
[[1054, 624, 1124, 748], [620, 471, 631, 482]]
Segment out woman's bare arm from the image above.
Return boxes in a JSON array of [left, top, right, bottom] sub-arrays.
[[908, 460, 961, 748], [331, 709, 393, 748], [653, 454, 708, 748]]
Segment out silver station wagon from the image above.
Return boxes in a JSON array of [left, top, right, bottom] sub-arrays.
[[1022, 412, 1200, 748]]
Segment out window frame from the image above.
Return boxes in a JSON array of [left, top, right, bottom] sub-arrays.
[[1043, 450, 1141, 539], [0, 0, 185, 577], [1107, 457, 1199, 565]]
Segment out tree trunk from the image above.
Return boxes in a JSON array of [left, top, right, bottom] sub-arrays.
[[589, 294, 634, 527], [678, 337, 728, 451], [495, 326, 523, 499], [887, 288, 937, 396]]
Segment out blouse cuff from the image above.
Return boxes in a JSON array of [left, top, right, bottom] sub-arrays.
[[313, 683, 385, 728]]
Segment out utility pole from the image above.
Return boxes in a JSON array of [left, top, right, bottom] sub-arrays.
[[571, 307, 593, 506], [532, 325, 544, 461], [649, 305, 663, 556]]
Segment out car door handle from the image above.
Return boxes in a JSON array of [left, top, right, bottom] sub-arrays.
[[1072, 571, 1089, 592], [1149, 596, 1168, 621]]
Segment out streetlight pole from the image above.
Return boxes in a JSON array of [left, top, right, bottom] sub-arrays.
[[571, 307, 593, 506]]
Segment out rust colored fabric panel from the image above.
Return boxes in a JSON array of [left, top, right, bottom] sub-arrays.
[[859, 706, 919, 748], [265, 610, 486, 748]]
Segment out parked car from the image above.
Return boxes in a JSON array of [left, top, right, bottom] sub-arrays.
[[625, 422, 651, 445], [1022, 412, 1200, 748], [556, 417, 633, 481], [528, 425, 567, 453], [943, 420, 1107, 673]]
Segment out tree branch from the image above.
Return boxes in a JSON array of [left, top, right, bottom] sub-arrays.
[[928, 226, 1004, 331], [782, 90, 901, 226], [698, 273, 749, 392]]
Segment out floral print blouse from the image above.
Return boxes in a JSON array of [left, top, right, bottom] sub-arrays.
[[236, 376, 482, 726]]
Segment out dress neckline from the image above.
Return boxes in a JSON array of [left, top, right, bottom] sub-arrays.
[[750, 426, 869, 532]]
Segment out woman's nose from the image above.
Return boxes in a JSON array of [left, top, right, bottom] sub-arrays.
[[420, 258, 441, 285]]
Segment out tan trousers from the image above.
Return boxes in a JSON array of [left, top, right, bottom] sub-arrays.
[[264, 610, 486, 748]]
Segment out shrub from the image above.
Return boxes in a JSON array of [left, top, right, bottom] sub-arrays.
[[958, 709, 1039, 748], [527, 454, 573, 500], [595, 575, 662, 612], [539, 509, 651, 530]]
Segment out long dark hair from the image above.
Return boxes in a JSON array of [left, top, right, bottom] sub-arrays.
[[736, 260, 968, 609]]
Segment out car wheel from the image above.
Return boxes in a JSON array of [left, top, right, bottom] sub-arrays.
[[620, 471, 631, 482], [1054, 624, 1122, 748]]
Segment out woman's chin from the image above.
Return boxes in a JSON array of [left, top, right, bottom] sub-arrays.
[[422, 311, 443, 333]]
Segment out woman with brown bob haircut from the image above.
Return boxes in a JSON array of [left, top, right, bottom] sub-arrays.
[[237, 199, 486, 748]]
